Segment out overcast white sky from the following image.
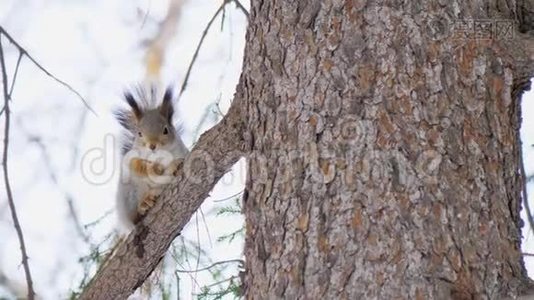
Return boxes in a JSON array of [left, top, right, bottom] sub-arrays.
[[0, 1, 533, 299]]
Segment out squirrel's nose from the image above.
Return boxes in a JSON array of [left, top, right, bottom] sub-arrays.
[[149, 144, 156, 150]]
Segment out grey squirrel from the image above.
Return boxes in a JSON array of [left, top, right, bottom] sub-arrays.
[[115, 86, 189, 231]]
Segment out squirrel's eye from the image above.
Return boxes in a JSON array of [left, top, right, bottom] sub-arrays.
[[138, 131, 142, 137], [163, 127, 169, 135]]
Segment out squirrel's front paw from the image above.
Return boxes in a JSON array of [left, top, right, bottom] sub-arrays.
[[130, 158, 165, 177], [138, 192, 158, 215], [149, 162, 165, 176]]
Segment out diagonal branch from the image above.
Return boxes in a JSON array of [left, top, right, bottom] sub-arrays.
[[78, 87, 246, 299], [0, 34, 35, 300], [231, 0, 249, 18], [178, 1, 227, 98], [178, 0, 248, 98], [0, 26, 96, 115]]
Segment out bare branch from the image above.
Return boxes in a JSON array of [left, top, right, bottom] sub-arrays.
[[199, 207, 213, 247], [15, 119, 94, 246], [519, 150, 534, 236], [213, 190, 243, 202], [231, 0, 249, 18], [179, 2, 225, 97], [84, 210, 113, 230], [175, 259, 243, 274], [0, 26, 96, 115], [139, 0, 153, 30], [67, 196, 93, 245], [174, 271, 180, 300], [8, 51, 22, 97], [0, 34, 35, 300], [79, 89, 246, 299], [196, 275, 237, 291], [179, 0, 246, 98]]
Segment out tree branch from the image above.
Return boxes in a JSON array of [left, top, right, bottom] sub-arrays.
[[231, 0, 249, 18], [178, 0, 248, 98], [175, 259, 243, 274], [520, 152, 534, 237], [0, 34, 35, 300], [0, 26, 96, 115], [79, 90, 246, 299], [178, 1, 226, 98]]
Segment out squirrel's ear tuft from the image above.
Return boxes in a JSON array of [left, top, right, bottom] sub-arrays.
[[114, 108, 136, 132], [124, 91, 143, 121], [159, 87, 174, 123]]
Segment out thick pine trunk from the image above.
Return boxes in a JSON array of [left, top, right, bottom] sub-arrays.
[[242, 0, 534, 298]]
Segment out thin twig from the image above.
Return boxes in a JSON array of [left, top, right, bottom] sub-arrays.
[[140, 0, 152, 30], [83, 209, 113, 229], [0, 50, 21, 116], [231, 0, 249, 18], [523, 252, 534, 257], [214, 94, 225, 118], [520, 147, 534, 236], [174, 271, 180, 300], [193, 212, 201, 295], [16, 122, 93, 246], [213, 190, 243, 202], [67, 197, 93, 244], [178, 0, 247, 98], [170, 242, 202, 290], [8, 51, 22, 97], [199, 207, 213, 247], [178, 1, 227, 98], [175, 259, 243, 274], [0, 35, 35, 300], [197, 275, 237, 290], [0, 26, 96, 115]]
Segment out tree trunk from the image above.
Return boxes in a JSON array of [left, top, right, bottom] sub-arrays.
[[242, 0, 534, 299]]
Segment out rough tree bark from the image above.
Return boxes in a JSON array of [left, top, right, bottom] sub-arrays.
[[242, 0, 534, 299], [80, 0, 534, 299]]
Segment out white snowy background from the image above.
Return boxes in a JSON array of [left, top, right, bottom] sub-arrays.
[[0, 0, 533, 299]]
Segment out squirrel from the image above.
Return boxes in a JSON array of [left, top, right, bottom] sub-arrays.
[[114, 86, 189, 231]]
